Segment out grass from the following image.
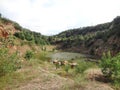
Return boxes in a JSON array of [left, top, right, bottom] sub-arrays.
[[0, 70, 38, 89], [0, 58, 49, 90], [0, 48, 116, 90], [57, 71, 89, 90], [0, 49, 50, 89]]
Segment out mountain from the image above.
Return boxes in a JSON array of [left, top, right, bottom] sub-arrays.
[[49, 16, 120, 57]]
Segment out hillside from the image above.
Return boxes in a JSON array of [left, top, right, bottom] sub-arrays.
[[0, 15, 50, 52], [1, 14, 120, 57], [49, 16, 120, 57], [0, 15, 51, 65], [0, 14, 120, 90]]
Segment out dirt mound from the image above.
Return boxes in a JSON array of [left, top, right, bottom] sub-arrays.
[[84, 68, 113, 90]]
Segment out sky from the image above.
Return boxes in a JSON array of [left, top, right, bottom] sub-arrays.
[[0, 0, 120, 35]]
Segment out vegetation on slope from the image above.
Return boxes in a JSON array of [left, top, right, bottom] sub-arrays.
[[0, 13, 119, 90], [0, 13, 49, 46], [49, 16, 120, 57], [0, 13, 50, 78], [14, 29, 49, 45], [100, 51, 120, 89]]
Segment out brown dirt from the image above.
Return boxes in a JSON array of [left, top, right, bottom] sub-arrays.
[[84, 82, 113, 90], [84, 68, 114, 90], [13, 66, 74, 90], [13, 67, 114, 90]]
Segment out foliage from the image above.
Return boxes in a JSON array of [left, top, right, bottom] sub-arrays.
[[0, 14, 49, 46], [13, 22, 22, 31], [100, 51, 120, 85], [64, 64, 70, 73], [14, 32, 25, 40], [35, 52, 49, 61], [24, 50, 33, 60], [0, 48, 21, 76], [48, 22, 113, 51], [49, 16, 120, 56], [75, 61, 94, 74], [14, 29, 49, 45]]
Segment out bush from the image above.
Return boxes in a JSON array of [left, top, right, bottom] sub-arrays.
[[100, 51, 120, 83], [64, 64, 70, 73], [0, 48, 21, 76], [24, 50, 33, 60], [14, 32, 25, 40], [75, 61, 94, 74]]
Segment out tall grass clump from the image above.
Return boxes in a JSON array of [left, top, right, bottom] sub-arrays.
[[34, 51, 50, 61], [64, 64, 71, 73]]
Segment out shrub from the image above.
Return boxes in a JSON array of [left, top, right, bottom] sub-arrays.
[[24, 50, 33, 60], [14, 32, 25, 40], [100, 51, 113, 77], [0, 48, 21, 76], [75, 61, 94, 74], [34, 52, 50, 61], [64, 64, 70, 73], [100, 51, 120, 83]]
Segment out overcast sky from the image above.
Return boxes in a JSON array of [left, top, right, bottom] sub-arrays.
[[0, 0, 120, 35]]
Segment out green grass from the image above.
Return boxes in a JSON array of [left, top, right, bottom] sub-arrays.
[[0, 49, 51, 90], [0, 68, 40, 90], [0, 49, 116, 90]]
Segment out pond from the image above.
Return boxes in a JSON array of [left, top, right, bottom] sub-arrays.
[[48, 52, 93, 61]]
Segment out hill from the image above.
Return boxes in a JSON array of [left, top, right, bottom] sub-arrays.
[[0, 14, 119, 90], [49, 16, 120, 57], [0, 14, 50, 53]]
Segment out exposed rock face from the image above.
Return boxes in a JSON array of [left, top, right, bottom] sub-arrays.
[[0, 25, 7, 38]]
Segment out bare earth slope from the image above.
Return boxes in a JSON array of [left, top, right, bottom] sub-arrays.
[[13, 63, 113, 90]]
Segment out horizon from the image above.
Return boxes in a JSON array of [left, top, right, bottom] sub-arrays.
[[0, 0, 120, 35]]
